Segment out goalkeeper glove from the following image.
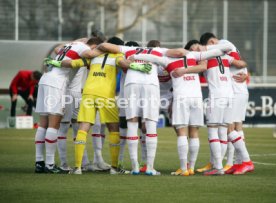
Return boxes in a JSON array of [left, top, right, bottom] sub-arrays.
[[43, 57, 62, 68], [129, 63, 152, 73]]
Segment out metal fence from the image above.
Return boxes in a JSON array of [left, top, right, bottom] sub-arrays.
[[0, 0, 276, 81]]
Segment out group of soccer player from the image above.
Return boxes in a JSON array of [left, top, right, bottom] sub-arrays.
[[34, 31, 254, 176]]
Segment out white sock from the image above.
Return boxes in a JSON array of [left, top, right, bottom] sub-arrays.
[[178, 136, 188, 171], [208, 127, 223, 170], [35, 127, 46, 162], [127, 121, 139, 171], [218, 126, 228, 159], [71, 122, 79, 139], [45, 128, 58, 166], [189, 138, 199, 170], [57, 123, 70, 166], [228, 130, 250, 163], [226, 142, 235, 165], [82, 147, 89, 166], [100, 124, 106, 148], [145, 120, 158, 171], [119, 127, 127, 163], [140, 129, 147, 165], [91, 133, 103, 164], [235, 130, 245, 164]]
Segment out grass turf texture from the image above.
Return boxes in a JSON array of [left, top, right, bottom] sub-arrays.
[[0, 127, 276, 203]]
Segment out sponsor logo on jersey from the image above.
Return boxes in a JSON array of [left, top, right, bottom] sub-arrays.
[[93, 72, 106, 77]]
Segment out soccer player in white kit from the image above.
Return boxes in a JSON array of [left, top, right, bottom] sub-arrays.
[[130, 43, 231, 176], [201, 32, 254, 174], [188, 37, 253, 175], [34, 38, 101, 173], [98, 43, 168, 175]]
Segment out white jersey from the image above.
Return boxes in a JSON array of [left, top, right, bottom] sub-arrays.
[[119, 46, 168, 86], [68, 67, 88, 92], [158, 66, 172, 100], [204, 54, 234, 98], [39, 42, 90, 90], [220, 39, 248, 95], [134, 52, 204, 98], [118, 71, 126, 99]]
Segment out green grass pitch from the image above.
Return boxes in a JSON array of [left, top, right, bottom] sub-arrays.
[[0, 127, 276, 203]]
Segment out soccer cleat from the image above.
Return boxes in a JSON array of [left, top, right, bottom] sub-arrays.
[[188, 168, 195, 175], [233, 161, 254, 175], [110, 167, 130, 175], [58, 164, 72, 173], [196, 162, 212, 173], [69, 167, 82, 175], [223, 164, 232, 172], [130, 170, 140, 175], [35, 161, 45, 173], [204, 168, 224, 176], [45, 164, 61, 174], [171, 169, 189, 176], [145, 169, 161, 176], [225, 164, 241, 174], [97, 161, 111, 171], [139, 164, 147, 173]]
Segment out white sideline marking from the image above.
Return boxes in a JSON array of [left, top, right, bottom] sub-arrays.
[[250, 153, 276, 157], [252, 161, 276, 166]]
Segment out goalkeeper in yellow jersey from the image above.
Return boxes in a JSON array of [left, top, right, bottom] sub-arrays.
[[44, 36, 152, 174]]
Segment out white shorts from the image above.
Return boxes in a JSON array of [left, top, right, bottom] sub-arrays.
[[172, 98, 204, 127], [35, 84, 65, 115], [206, 97, 233, 125], [124, 84, 160, 122], [232, 94, 248, 122], [62, 90, 82, 122]]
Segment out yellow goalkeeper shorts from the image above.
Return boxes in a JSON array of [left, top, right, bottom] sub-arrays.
[[77, 95, 119, 124]]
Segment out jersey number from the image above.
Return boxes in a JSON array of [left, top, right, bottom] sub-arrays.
[[135, 48, 153, 54], [57, 45, 72, 61], [216, 56, 225, 74]]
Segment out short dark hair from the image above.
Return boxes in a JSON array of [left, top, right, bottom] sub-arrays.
[[200, 32, 217, 45], [125, 41, 140, 47], [86, 37, 104, 46], [32, 71, 42, 81], [184, 39, 200, 50], [147, 40, 160, 47], [107, 36, 124, 45], [92, 29, 106, 42]]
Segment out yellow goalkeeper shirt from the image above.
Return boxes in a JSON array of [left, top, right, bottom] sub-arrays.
[[72, 53, 124, 98]]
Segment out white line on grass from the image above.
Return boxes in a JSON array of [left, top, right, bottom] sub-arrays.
[[252, 161, 276, 166]]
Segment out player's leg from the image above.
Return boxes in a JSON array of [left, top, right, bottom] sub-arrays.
[[34, 114, 48, 173], [91, 113, 110, 171], [125, 84, 141, 174], [98, 97, 126, 174], [73, 94, 96, 174], [188, 98, 203, 175], [171, 126, 189, 176], [188, 127, 200, 175], [118, 116, 127, 168], [139, 120, 147, 172], [204, 98, 225, 176], [143, 84, 160, 176], [219, 125, 228, 162], [225, 97, 253, 175]]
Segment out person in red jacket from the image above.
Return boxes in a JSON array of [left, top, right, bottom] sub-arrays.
[[9, 70, 42, 117]]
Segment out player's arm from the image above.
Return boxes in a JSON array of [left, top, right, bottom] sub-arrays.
[[81, 48, 103, 59], [206, 42, 233, 52], [171, 61, 207, 78], [116, 56, 152, 73], [97, 43, 121, 53], [44, 57, 90, 69], [227, 55, 247, 69], [129, 54, 167, 67], [166, 48, 189, 58]]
